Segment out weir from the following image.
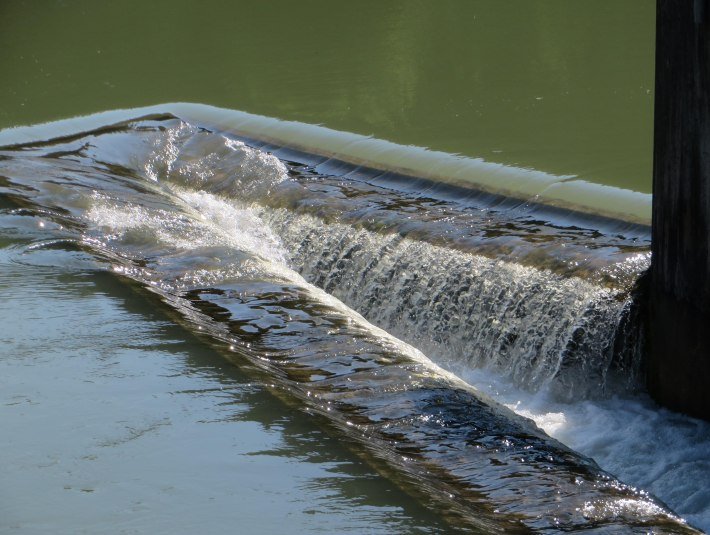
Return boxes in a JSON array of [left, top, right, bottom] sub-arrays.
[[1, 108, 707, 530], [0, 103, 653, 225]]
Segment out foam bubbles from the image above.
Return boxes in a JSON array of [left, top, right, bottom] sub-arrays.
[[173, 188, 288, 266], [463, 367, 710, 532], [84, 188, 292, 293]]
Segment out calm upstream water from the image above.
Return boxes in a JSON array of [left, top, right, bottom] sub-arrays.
[[2, 2, 709, 534], [1, 0, 654, 192]]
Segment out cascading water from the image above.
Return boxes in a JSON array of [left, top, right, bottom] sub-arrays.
[[1, 106, 708, 532], [148, 115, 649, 401], [261, 210, 645, 399]]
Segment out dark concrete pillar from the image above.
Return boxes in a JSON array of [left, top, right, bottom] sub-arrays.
[[649, 0, 710, 420]]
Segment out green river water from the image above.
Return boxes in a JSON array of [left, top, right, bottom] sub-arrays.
[[5, 3, 694, 535], [1, 0, 654, 192]]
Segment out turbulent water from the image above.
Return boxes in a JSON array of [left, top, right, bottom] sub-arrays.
[[1, 109, 708, 532]]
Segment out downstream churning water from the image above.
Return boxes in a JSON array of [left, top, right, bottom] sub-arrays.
[[1, 105, 709, 533]]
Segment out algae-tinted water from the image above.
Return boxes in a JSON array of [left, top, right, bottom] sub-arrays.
[[4, 2, 708, 533], [0, 0, 654, 192]]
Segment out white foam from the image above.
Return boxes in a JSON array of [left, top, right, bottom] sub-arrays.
[[86, 189, 287, 266], [463, 368, 710, 532], [173, 188, 288, 266]]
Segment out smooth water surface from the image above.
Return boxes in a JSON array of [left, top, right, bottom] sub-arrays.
[[0, 0, 655, 191], [0, 244, 448, 534]]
